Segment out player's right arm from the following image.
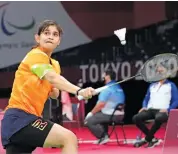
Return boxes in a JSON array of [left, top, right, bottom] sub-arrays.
[[24, 51, 94, 98], [44, 71, 83, 95], [45, 70, 94, 98]]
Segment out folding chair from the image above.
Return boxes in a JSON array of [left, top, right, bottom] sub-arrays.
[[107, 104, 127, 145]]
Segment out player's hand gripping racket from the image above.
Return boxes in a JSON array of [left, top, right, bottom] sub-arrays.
[[78, 53, 178, 100]]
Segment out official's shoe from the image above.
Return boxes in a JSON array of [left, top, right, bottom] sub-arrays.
[[145, 138, 162, 148], [134, 139, 147, 148], [93, 135, 109, 145]]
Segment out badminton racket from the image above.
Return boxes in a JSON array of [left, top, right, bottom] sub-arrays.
[[78, 53, 178, 100]]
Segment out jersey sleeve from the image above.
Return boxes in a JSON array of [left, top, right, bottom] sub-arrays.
[[51, 59, 61, 74], [22, 51, 54, 79]]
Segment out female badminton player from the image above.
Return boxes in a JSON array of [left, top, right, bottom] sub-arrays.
[[1, 20, 94, 154]]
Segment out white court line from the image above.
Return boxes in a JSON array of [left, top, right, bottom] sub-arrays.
[[78, 138, 137, 144], [78, 138, 164, 144]]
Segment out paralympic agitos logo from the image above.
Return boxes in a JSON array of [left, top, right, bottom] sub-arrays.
[[0, 3, 35, 36]]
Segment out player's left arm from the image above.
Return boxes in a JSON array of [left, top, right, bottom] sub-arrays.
[[48, 61, 61, 99], [49, 87, 60, 99]]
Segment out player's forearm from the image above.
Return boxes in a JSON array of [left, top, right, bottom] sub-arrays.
[[45, 71, 80, 95]]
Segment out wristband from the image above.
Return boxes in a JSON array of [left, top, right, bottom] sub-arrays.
[[76, 88, 82, 96]]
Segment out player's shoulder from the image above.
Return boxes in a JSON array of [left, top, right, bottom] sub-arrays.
[[166, 80, 177, 87], [29, 48, 48, 57], [22, 48, 49, 63], [51, 58, 59, 64]]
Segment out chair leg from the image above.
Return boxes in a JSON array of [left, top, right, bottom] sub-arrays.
[[114, 128, 120, 145], [121, 125, 127, 144], [109, 124, 115, 137]]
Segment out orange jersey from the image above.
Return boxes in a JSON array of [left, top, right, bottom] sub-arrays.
[[6, 48, 61, 116]]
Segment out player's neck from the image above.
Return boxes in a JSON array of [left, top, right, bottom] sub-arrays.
[[37, 46, 52, 57], [45, 51, 52, 57]]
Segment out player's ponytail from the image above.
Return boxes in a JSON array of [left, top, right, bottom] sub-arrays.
[[31, 44, 39, 49]]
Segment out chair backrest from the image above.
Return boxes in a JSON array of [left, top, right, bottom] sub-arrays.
[[114, 103, 125, 113], [110, 103, 125, 121]]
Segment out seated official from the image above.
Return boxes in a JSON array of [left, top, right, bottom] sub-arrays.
[[85, 69, 125, 145], [133, 79, 178, 148]]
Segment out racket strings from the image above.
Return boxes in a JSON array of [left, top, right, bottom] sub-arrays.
[[141, 54, 178, 82]]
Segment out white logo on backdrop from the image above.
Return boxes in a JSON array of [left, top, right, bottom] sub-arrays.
[[0, 1, 90, 68]]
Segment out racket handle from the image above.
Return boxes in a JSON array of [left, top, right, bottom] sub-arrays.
[[77, 86, 108, 100]]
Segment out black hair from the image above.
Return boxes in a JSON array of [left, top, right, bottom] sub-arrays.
[[37, 20, 63, 36], [105, 69, 116, 80]]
